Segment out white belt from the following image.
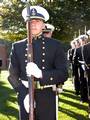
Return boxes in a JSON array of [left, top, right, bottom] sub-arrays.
[[43, 85, 56, 91], [78, 60, 85, 64], [21, 80, 56, 90]]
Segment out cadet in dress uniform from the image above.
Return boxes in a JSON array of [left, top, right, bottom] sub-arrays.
[[75, 35, 88, 102], [71, 38, 80, 95], [43, 23, 64, 94], [8, 5, 68, 120], [43, 23, 55, 38], [67, 39, 80, 94], [81, 36, 90, 117], [84, 30, 90, 96], [67, 40, 76, 76]]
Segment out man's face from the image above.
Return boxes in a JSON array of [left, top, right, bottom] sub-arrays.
[[27, 19, 45, 36], [81, 40, 86, 46]]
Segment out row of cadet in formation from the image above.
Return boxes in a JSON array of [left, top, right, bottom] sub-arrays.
[[67, 30, 90, 103]]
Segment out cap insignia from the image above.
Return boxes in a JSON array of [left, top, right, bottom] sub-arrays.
[[31, 8, 37, 16]]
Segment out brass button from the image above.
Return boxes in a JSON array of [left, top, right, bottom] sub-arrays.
[[50, 77, 53, 81], [42, 59, 45, 62], [25, 54, 27, 56], [42, 41, 45, 44], [25, 60, 28, 63], [42, 66, 45, 69], [42, 46, 45, 49], [42, 53, 45, 56]]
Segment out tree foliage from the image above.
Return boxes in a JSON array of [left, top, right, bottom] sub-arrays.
[[0, 0, 26, 41], [44, 0, 90, 42], [0, 0, 90, 43]]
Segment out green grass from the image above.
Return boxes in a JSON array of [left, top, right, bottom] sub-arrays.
[[0, 71, 89, 120], [0, 71, 19, 120]]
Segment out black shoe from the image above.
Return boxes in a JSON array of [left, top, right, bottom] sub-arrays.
[[80, 98, 89, 103]]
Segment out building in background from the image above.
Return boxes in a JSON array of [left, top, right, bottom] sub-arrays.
[[0, 39, 8, 70]]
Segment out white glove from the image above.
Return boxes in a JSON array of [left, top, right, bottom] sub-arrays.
[[24, 94, 29, 113], [81, 65, 85, 71], [26, 62, 42, 78]]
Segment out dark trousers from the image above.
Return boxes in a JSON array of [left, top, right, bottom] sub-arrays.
[[18, 88, 29, 120], [18, 87, 56, 120], [79, 66, 88, 101], [73, 65, 80, 94]]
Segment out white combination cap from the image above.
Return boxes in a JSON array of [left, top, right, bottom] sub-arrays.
[[22, 5, 49, 22], [78, 34, 88, 41], [43, 23, 55, 32]]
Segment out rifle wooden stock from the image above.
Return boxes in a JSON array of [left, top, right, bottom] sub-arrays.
[[27, 20, 34, 120], [28, 76, 34, 120]]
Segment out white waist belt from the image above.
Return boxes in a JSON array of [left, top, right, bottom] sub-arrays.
[[21, 80, 56, 90], [78, 60, 85, 64]]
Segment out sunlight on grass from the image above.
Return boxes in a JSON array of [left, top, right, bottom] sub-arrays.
[[0, 70, 10, 87], [0, 114, 17, 120], [0, 70, 19, 120]]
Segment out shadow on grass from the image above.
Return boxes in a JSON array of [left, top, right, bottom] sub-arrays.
[[0, 80, 18, 119], [58, 88, 89, 120], [58, 107, 89, 120], [60, 89, 81, 101], [59, 97, 88, 111], [63, 89, 77, 94]]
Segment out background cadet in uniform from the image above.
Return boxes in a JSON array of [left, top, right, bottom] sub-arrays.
[[43, 23, 64, 93], [75, 35, 88, 102], [71, 38, 80, 95], [83, 30, 90, 95], [80, 30, 90, 117], [67, 40, 76, 78], [8, 5, 68, 120], [43, 23, 55, 38]]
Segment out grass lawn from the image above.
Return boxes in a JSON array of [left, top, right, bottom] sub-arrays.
[[0, 70, 89, 120], [0, 70, 18, 120], [59, 79, 89, 120]]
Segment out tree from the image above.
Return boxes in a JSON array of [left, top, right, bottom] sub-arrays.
[[0, 0, 26, 41], [43, 0, 90, 43], [0, 0, 90, 44]]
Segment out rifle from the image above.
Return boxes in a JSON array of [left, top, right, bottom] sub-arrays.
[[22, 0, 35, 120], [27, 3, 35, 120]]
